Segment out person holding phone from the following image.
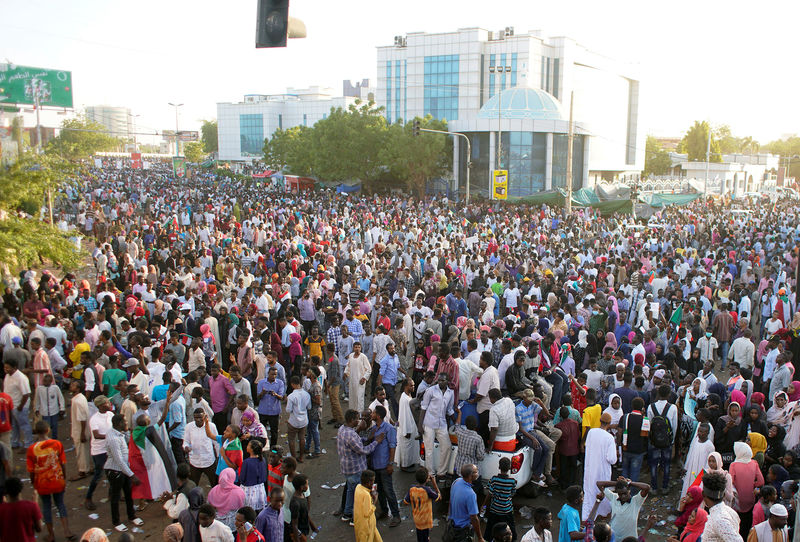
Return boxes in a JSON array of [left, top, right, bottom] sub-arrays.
[[234, 505, 266, 542]]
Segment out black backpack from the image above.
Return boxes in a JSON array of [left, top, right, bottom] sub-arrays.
[[649, 402, 673, 449]]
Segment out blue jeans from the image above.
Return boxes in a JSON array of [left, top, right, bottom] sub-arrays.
[[621, 451, 645, 482], [43, 414, 60, 441], [375, 467, 400, 516], [648, 446, 672, 490], [719, 341, 730, 369], [305, 417, 320, 454], [11, 406, 32, 447], [86, 453, 107, 501], [517, 433, 546, 477], [343, 472, 361, 517], [39, 491, 67, 525], [545, 370, 568, 412]]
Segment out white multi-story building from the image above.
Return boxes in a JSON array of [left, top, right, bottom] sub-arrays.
[[86, 105, 132, 139], [377, 27, 644, 197], [217, 81, 373, 162]]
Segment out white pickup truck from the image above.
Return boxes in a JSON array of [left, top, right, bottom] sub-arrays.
[[418, 400, 539, 490]]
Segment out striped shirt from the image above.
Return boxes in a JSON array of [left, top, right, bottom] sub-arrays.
[[267, 464, 282, 502], [453, 425, 485, 475], [487, 474, 516, 514]]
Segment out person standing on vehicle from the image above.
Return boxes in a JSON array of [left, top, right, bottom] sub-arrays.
[[418, 373, 456, 477]]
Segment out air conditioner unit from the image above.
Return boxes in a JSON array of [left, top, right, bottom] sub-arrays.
[[505, 26, 514, 37], [393, 35, 406, 47]]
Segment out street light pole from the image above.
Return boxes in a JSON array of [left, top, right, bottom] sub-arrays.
[[168, 102, 184, 156], [421, 127, 471, 203]]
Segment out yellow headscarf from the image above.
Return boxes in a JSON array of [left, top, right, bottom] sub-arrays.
[[748, 432, 767, 455]]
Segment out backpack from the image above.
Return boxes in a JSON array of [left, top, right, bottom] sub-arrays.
[[649, 402, 673, 449]]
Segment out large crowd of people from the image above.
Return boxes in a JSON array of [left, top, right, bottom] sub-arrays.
[[1, 161, 800, 542]]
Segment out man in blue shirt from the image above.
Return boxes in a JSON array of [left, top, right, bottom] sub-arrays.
[[368, 404, 401, 527], [256, 367, 285, 450], [378, 343, 406, 420], [449, 463, 484, 542], [165, 381, 187, 464]]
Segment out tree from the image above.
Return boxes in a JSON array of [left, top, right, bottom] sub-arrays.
[[312, 100, 389, 182], [46, 116, 118, 160], [263, 125, 314, 175], [677, 121, 721, 162], [201, 120, 218, 153], [0, 153, 80, 270], [643, 136, 672, 176], [763, 136, 800, 179], [716, 125, 760, 154], [183, 141, 205, 163], [380, 115, 451, 197]]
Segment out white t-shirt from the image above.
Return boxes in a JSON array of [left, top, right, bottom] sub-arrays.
[[488, 397, 518, 438], [89, 411, 114, 456], [476, 366, 500, 414], [503, 288, 521, 309], [585, 369, 604, 391]]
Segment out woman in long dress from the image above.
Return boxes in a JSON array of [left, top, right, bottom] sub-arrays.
[[354, 470, 382, 542], [207, 468, 245, 531], [680, 422, 715, 497], [129, 414, 177, 501]]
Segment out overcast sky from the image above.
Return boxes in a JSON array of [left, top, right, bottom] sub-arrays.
[[2, 0, 797, 146]]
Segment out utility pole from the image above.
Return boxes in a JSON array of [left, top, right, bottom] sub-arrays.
[[565, 91, 574, 214], [168, 102, 183, 156]]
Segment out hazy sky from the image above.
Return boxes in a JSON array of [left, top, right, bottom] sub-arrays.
[[2, 0, 798, 146]]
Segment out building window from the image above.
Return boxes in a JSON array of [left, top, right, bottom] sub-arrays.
[[489, 54, 496, 98], [403, 60, 407, 122], [511, 53, 518, 88], [239, 113, 264, 157], [303, 114, 307, 126], [424, 54, 459, 121], [552, 134, 583, 191], [505, 131, 547, 196], [278, 114, 282, 130], [395, 60, 402, 123], [386, 61, 392, 123], [322, 113, 327, 120], [500, 54, 507, 91], [552, 58, 560, 99]]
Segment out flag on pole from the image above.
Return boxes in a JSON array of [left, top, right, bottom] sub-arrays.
[[669, 304, 683, 326]]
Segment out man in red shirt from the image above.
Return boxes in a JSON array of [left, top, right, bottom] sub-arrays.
[[0, 391, 12, 451], [0, 477, 42, 542]]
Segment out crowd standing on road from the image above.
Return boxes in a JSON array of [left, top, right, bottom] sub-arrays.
[[2, 161, 800, 542]]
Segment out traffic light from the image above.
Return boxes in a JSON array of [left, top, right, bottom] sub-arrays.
[[256, 0, 289, 48], [413, 119, 420, 137]]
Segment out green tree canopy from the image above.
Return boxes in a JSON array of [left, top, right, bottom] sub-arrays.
[[715, 125, 760, 155], [183, 141, 205, 163], [263, 125, 314, 175], [0, 153, 80, 269], [201, 120, 218, 153], [380, 116, 451, 197], [643, 135, 672, 176], [46, 115, 118, 160], [762, 135, 800, 178], [677, 121, 721, 162]]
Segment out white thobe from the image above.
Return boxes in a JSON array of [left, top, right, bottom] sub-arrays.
[[681, 437, 715, 497], [396, 391, 420, 468], [344, 353, 371, 412], [582, 427, 617, 520]]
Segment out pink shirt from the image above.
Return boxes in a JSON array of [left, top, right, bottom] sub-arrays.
[[209, 374, 236, 413], [729, 460, 764, 512]]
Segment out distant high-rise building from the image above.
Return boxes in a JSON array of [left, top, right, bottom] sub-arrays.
[[86, 105, 132, 139]]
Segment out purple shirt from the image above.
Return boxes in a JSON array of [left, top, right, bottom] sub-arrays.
[[298, 297, 316, 322], [209, 374, 236, 413]]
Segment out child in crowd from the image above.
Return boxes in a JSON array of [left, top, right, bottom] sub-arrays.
[[239, 440, 268, 512], [483, 457, 517, 541], [33, 373, 65, 440], [403, 466, 441, 542], [751, 485, 777, 526], [557, 486, 586, 542], [266, 446, 283, 502], [569, 372, 589, 415]]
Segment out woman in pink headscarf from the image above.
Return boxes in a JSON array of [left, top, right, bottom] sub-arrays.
[[206, 468, 244, 530], [604, 332, 618, 353]]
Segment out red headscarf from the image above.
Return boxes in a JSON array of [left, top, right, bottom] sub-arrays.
[[675, 486, 703, 528]]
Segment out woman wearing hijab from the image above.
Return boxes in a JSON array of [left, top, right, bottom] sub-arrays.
[[714, 402, 747, 459], [674, 486, 704, 535], [604, 332, 618, 354], [729, 441, 765, 538], [681, 422, 715, 498], [602, 394, 624, 439], [700, 451, 736, 507], [766, 425, 788, 469], [788, 381, 800, 403], [747, 431, 768, 467], [768, 391, 794, 429], [574, 329, 589, 370], [668, 507, 707, 542], [767, 463, 790, 492], [744, 405, 769, 439], [178, 488, 206, 542], [207, 468, 245, 530], [162, 524, 184, 542]]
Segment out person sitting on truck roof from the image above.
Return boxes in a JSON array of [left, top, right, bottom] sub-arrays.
[[486, 389, 517, 453]]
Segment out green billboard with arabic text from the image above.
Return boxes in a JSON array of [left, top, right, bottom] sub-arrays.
[[0, 64, 73, 108]]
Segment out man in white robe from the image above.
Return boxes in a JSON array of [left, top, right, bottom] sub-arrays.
[[396, 378, 420, 470], [583, 412, 618, 520], [747, 503, 788, 542], [343, 341, 371, 412], [681, 422, 715, 497]]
